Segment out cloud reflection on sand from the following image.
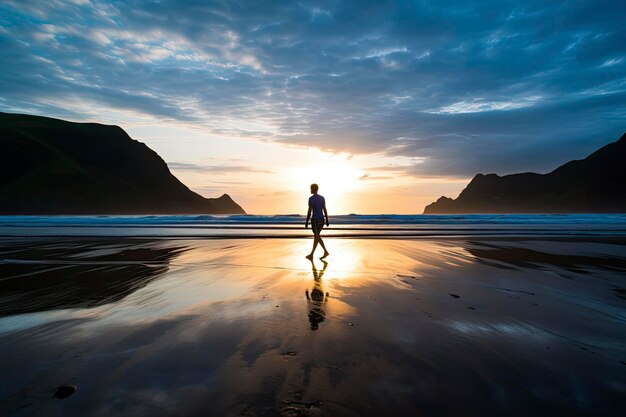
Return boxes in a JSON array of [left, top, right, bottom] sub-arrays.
[[448, 320, 552, 342]]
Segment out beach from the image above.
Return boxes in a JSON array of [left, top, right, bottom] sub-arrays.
[[1, 217, 626, 416], [4, 0, 626, 415]]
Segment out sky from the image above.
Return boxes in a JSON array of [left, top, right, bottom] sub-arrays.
[[1, 0, 625, 214]]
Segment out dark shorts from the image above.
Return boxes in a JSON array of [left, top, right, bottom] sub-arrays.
[[311, 218, 324, 236]]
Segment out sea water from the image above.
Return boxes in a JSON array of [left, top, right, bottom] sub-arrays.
[[1, 214, 625, 237]]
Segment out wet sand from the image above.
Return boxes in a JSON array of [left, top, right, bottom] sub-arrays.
[[1, 237, 625, 416]]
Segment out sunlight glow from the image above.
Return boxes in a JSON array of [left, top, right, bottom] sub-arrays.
[[288, 158, 364, 213]]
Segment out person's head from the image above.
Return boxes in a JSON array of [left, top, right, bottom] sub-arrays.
[[310, 183, 319, 194]]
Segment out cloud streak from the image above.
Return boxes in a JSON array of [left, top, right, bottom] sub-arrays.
[[168, 162, 273, 175]]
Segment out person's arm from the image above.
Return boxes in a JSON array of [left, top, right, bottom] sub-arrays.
[[323, 201, 329, 227], [305, 206, 311, 228]]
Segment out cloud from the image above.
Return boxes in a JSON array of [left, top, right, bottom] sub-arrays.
[[167, 162, 273, 175], [430, 96, 544, 114], [359, 173, 393, 181], [1, 0, 625, 176]]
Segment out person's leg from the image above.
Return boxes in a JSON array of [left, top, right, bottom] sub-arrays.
[[309, 236, 319, 257], [317, 221, 329, 258], [307, 224, 320, 258], [310, 219, 320, 256], [318, 236, 329, 258]]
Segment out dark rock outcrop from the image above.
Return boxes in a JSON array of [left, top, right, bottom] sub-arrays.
[[0, 112, 245, 214], [424, 133, 626, 213]]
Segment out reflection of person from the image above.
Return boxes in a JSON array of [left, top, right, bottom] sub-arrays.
[[305, 258, 329, 331], [304, 183, 329, 260]]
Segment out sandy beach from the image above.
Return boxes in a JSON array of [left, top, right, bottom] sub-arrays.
[[1, 236, 625, 416]]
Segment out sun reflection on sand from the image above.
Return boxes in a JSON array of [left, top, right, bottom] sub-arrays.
[[170, 237, 450, 282], [320, 241, 361, 280]]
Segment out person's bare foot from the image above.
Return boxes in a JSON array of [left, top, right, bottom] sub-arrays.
[[320, 251, 330, 259], [305, 254, 313, 260]]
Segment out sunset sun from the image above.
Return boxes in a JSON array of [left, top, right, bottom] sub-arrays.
[[290, 158, 364, 211]]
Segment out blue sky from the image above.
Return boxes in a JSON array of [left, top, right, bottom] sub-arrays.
[[1, 0, 625, 213]]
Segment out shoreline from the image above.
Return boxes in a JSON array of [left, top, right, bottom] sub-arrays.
[[2, 214, 626, 239]]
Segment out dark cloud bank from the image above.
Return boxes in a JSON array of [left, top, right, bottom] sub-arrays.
[[1, 0, 625, 176]]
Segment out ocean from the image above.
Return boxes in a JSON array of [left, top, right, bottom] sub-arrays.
[[1, 213, 626, 237]]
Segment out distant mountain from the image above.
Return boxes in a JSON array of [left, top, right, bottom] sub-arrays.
[[424, 132, 626, 213], [0, 112, 245, 214]]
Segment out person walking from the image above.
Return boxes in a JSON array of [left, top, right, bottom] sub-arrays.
[[305, 183, 329, 259]]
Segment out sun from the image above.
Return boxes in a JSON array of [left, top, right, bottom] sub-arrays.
[[290, 158, 363, 213]]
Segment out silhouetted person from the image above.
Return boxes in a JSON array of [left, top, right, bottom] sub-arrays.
[[305, 183, 329, 259], [305, 258, 329, 330]]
